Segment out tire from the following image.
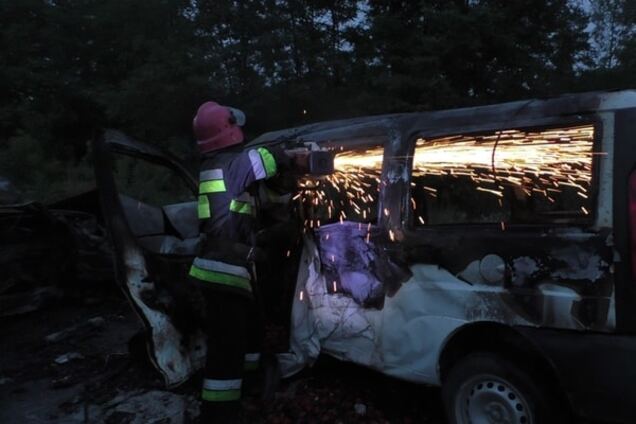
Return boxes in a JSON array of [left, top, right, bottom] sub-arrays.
[[442, 352, 568, 424]]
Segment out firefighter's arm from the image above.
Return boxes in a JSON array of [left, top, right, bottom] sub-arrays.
[[223, 145, 292, 196]]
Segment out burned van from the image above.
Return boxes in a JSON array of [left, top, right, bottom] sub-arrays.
[[95, 90, 636, 424]]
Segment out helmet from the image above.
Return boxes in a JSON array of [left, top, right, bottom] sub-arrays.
[[192, 101, 246, 153]]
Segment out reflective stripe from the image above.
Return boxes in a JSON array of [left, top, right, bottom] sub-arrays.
[[201, 388, 241, 402], [200, 169, 223, 180], [248, 149, 267, 180], [201, 377, 242, 403], [197, 195, 210, 219], [244, 353, 260, 362], [229, 199, 252, 215], [189, 266, 252, 291], [257, 147, 277, 178], [244, 353, 260, 371], [193, 257, 250, 279], [203, 378, 242, 391], [199, 168, 226, 194], [244, 362, 259, 371], [199, 179, 226, 194]]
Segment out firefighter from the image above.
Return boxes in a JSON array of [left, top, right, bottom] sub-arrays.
[[189, 101, 297, 423]]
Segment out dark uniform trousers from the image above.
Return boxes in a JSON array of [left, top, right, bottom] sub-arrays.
[[188, 145, 286, 422]]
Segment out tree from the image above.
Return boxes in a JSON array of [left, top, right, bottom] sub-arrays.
[[365, 0, 589, 111], [589, 0, 633, 69], [0, 0, 633, 200], [577, 0, 636, 91]]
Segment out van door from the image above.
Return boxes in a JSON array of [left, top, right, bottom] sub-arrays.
[[94, 130, 205, 387]]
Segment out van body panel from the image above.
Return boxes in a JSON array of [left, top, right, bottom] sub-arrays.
[[613, 108, 636, 332], [515, 326, 636, 423], [282, 236, 485, 386]]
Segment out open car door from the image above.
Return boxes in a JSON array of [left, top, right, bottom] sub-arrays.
[[93, 130, 206, 387]]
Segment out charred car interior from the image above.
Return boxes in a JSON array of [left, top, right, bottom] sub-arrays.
[[92, 90, 636, 423]]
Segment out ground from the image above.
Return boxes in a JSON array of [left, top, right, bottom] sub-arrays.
[[0, 290, 445, 423]]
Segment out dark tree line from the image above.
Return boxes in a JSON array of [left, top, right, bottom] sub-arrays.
[[0, 0, 634, 200]]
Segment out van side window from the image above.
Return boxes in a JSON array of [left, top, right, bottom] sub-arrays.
[[113, 154, 195, 206], [299, 145, 383, 226], [410, 125, 596, 225]]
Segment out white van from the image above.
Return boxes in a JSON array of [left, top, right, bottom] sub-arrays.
[[96, 90, 636, 424]]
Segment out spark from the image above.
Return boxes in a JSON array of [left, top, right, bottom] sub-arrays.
[[299, 290, 304, 301], [296, 125, 595, 230], [477, 187, 504, 197]]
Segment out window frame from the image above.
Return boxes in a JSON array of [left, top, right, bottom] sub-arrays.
[[307, 135, 389, 228], [111, 151, 198, 207], [403, 116, 604, 230]]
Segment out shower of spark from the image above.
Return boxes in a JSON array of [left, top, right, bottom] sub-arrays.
[[297, 125, 597, 232], [410, 125, 596, 200], [297, 147, 382, 232]]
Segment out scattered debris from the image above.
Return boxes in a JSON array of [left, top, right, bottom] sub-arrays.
[[0, 295, 445, 423], [0, 287, 63, 318], [54, 352, 84, 365], [0, 191, 114, 319], [45, 316, 106, 343], [101, 390, 187, 424], [354, 402, 367, 416], [50, 375, 73, 389], [0, 177, 21, 204]]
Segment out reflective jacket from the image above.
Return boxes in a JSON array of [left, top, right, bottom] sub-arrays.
[[188, 144, 289, 296]]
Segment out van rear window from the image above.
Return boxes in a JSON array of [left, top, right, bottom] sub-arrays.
[[410, 124, 596, 225]]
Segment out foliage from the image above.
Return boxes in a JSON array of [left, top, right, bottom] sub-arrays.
[[0, 0, 634, 201]]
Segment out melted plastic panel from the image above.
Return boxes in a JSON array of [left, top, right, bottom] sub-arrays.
[[401, 225, 615, 330], [315, 222, 409, 306]]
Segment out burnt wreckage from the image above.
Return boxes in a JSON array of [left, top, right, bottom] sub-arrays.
[[95, 90, 636, 423]]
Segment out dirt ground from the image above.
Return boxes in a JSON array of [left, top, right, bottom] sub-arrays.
[[0, 290, 445, 423]]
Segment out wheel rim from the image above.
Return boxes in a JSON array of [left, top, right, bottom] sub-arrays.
[[454, 374, 533, 424]]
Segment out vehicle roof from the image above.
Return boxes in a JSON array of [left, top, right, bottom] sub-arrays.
[[248, 89, 636, 146]]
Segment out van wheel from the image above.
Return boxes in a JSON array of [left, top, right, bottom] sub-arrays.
[[442, 352, 567, 424]]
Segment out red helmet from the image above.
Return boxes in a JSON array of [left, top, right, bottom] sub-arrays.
[[193, 101, 246, 153]]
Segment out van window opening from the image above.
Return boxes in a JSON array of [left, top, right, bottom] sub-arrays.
[[298, 145, 383, 229], [113, 154, 195, 205], [410, 124, 597, 225]]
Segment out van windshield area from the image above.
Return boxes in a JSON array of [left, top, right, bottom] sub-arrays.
[[410, 124, 596, 226], [297, 145, 383, 227]]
